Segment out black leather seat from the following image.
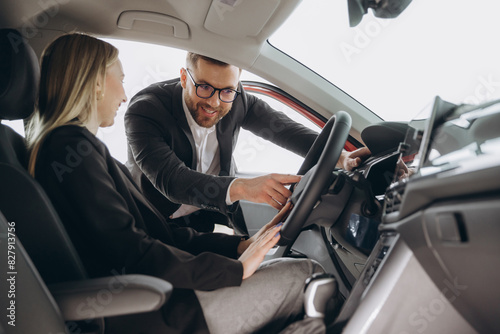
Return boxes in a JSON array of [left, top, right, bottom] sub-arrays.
[[0, 28, 91, 285], [0, 211, 70, 334], [0, 28, 94, 333], [0, 29, 172, 334]]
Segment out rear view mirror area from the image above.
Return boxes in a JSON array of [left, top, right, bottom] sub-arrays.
[[347, 0, 413, 27]]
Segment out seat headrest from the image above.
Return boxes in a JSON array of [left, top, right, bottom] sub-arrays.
[[0, 29, 40, 121]]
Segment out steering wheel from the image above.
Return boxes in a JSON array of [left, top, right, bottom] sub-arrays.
[[278, 111, 352, 245]]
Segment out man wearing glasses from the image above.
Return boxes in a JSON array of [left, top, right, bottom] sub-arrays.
[[125, 52, 366, 234]]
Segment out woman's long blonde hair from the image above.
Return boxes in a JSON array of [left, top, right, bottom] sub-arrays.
[[26, 33, 118, 175]]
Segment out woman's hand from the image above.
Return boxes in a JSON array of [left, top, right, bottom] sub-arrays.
[[238, 223, 282, 279], [237, 201, 292, 255], [237, 201, 293, 279]]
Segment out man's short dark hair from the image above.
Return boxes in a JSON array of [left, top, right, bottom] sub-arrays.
[[186, 52, 229, 69]]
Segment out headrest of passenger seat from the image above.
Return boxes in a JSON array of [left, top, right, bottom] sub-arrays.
[[0, 29, 40, 121]]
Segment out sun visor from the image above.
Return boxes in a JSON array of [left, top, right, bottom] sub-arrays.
[[204, 0, 280, 38], [117, 11, 190, 39]]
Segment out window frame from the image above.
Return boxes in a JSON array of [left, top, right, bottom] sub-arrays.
[[242, 81, 362, 152]]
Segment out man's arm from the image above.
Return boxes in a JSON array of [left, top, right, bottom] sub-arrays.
[[240, 93, 318, 157], [241, 95, 371, 169], [125, 95, 234, 215], [229, 173, 300, 210], [233, 94, 370, 207], [227, 148, 371, 211]]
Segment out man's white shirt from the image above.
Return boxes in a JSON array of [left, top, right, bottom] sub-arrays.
[[170, 98, 234, 219]]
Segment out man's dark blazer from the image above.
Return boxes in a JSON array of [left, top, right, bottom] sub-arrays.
[[35, 125, 245, 333], [125, 79, 318, 231]]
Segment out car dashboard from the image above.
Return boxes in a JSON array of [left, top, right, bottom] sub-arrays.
[[331, 96, 500, 333]]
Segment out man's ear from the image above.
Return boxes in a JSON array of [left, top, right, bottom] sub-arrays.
[[180, 68, 187, 89]]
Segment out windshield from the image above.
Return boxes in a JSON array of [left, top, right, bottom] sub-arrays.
[[269, 0, 500, 122]]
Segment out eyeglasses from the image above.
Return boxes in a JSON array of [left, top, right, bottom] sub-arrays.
[[186, 68, 240, 103]]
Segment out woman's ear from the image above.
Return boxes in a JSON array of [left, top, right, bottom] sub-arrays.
[[95, 80, 103, 101]]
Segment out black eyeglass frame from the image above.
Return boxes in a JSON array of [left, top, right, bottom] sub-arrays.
[[185, 68, 241, 103]]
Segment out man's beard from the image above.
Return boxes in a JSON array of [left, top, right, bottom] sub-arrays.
[[185, 93, 229, 128]]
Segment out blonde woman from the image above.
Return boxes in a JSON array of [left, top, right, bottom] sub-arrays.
[[27, 33, 326, 334]]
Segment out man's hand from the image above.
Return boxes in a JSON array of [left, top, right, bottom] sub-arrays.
[[396, 157, 415, 180], [337, 147, 371, 171], [237, 202, 292, 279], [230, 174, 300, 210]]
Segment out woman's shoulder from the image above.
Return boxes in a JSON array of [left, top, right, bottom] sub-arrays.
[[49, 124, 91, 137], [36, 125, 112, 182], [48, 125, 97, 142], [44, 125, 107, 157]]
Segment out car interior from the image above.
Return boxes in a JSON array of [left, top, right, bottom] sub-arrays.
[[1, 0, 500, 333]]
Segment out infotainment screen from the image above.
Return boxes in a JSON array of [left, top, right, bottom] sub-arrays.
[[384, 97, 457, 222], [385, 96, 500, 223], [393, 96, 456, 180], [420, 98, 500, 174], [394, 95, 500, 181]]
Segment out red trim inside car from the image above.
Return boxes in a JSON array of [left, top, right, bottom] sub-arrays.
[[243, 83, 358, 152]]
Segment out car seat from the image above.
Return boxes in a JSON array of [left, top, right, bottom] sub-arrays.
[[0, 28, 172, 334]]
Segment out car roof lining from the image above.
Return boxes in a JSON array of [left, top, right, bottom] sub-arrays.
[[0, 0, 300, 69], [0, 0, 379, 140]]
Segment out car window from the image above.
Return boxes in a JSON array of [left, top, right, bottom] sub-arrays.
[[98, 38, 187, 163], [234, 90, 320, 175], [270, 0, 500, 122], [97, 38, 320, 175], [3, 119, 25, 136], [3, 37, 333, 175]]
